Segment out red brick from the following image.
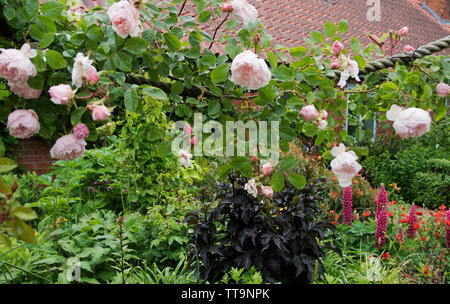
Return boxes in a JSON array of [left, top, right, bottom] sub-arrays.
[[24, 164, 35, 171], [15, 149, 36, 156]]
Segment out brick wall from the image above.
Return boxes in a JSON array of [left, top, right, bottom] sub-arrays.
[[13, 138, 54, 175], [424, 0, 450, 20]]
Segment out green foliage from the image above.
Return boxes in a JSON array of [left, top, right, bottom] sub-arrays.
[[218, 267, 263, 284], [126, 258, 198, 284], [0, 0, 448, 285], [0, 158, 37, 246], [317, 250, 402, 284], [411, 169, 449, 210]]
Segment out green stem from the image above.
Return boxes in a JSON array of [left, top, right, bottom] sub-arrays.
[[0, 260, 52, 283]]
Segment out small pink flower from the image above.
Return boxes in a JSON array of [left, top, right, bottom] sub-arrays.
[[252, 155, 259, 162], [398, 26, 408, 36], [301, 105, 318, 121], [191, 136, 199, 145], [92, 105, 111, 121], [50, 134, 86, 160], [7, 80, 41, 99], [262, 186, 273, 198], [404, 45, 414, 52], [331, 41, 344, 55], [107, 0, 142, 38], [261, 162, 272, 176], [222, 1, 233, 12], [331, 59, 340, 69], [231, 50, 271, 90], [436, 82, 449, 98], [232, 0, 258, 25], [49, 84, 73, 105], [73, 123, 89, 139], [7, 109, 40, 139], [87, 67, 98, 84], [184, 123, 193, 135], [320, 110, 328, 120]]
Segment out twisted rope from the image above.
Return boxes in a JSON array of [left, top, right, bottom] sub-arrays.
[[331, 35, 450, 79], [127, 35, 450, 98]]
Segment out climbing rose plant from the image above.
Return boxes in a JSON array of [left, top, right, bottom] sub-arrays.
[[0, 0, 448, 212]]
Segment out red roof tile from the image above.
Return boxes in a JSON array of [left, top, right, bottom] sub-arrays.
[[82, 0, 449, 56], [179, 0, 450, 55]]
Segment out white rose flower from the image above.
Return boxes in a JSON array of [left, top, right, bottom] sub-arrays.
[[330, 143, 362, 187], [72, 53, 96, 88], [244, 178, 258, 198], [178, 149, 192, 167], [338, 56, 360, 89]]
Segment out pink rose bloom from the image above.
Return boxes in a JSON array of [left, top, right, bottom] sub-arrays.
[[87, 67, 99, 84], [330, 143, 362, 188], [331, 40, 344, 55], [73, 123, 89, 139], [107, 0, 142, 38], [222, 1, 233, 12], [386, 105, 431, 139], [301, 105, 319, 121], [0, 43, 37, 83], [436, 82, 449, 97], [232, 0, 258, 25], [231, 50, 271, 90], [7, 109, 40, 139], [262, 186, 273, 198], [398, 26, 408, 36], [184, 123, 193, 135], [92, 105, 111, 121], [72, 53, 96, 88], [50, 134, 87, 160], [261, 162, 272, 176], [191, 136, 199, 145], [49, 84, 73, 105], [0, 44, 40, 99], [7, 80, 41, 99], [404, 45, 414, 52], [252, 155, 258, 162], [330, 59, 340, 69]]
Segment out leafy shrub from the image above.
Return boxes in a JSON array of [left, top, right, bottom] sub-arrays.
[[411, 171, 449, 210], [187, 171, 338, 284]]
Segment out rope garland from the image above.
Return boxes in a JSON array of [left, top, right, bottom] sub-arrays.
[[332, 35, 450, 79], [127, 35, 450, 98]]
